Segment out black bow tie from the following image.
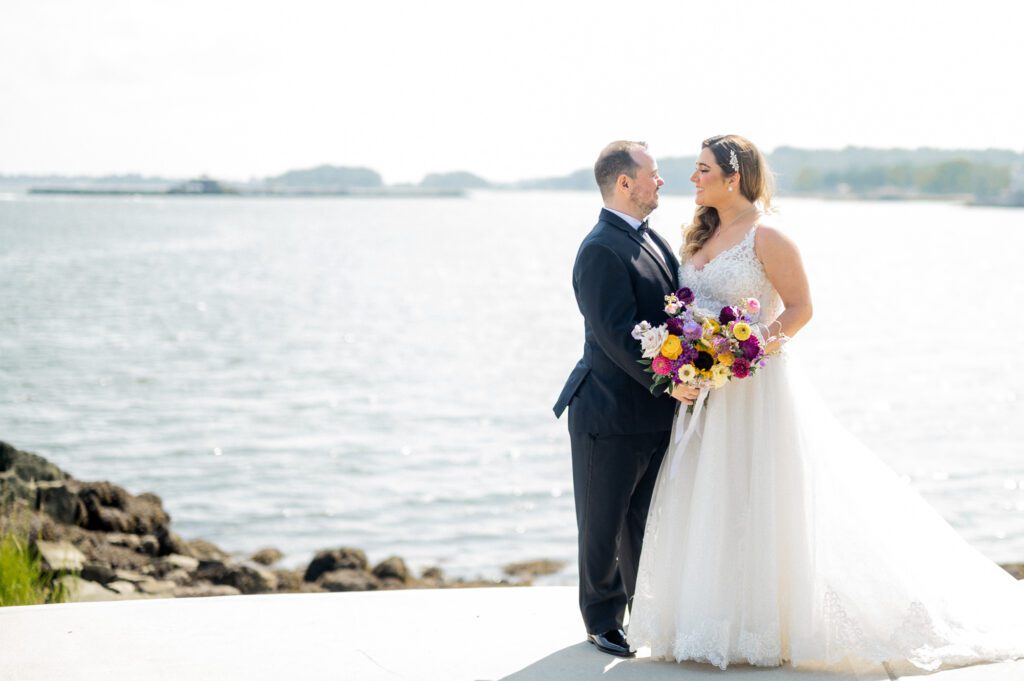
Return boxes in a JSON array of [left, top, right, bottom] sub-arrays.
[[637, 221, 650, 237]]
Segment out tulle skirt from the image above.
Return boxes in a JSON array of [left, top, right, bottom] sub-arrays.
[[628, 353, 1024, 672]]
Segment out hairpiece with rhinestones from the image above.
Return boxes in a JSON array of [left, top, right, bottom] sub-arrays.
[[728, 149, 740, 174]]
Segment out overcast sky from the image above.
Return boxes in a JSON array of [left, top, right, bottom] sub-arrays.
[[2, 0, 1022, 183]]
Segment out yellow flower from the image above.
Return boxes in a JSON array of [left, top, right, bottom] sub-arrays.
[[717, 352, 735, 367], [733, 322, 752, 342], [661, 335, 683, 360], [677, 364, 696, 382], [711, 364, 730, 388], [702, 319, 721, 338]]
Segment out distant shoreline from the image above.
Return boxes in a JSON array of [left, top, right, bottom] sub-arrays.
[[14, 187, 1023, 208], [26, 187, 466, 199]]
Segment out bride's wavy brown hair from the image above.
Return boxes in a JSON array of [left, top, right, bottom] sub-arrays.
[[681, 135, 775, 259]]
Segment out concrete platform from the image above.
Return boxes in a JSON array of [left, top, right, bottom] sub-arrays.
[[2, 586, 1022, 681]]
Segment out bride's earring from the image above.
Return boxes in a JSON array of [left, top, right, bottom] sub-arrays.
[[728, 186, 733, 192]]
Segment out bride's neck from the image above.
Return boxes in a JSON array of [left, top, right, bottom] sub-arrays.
[[715, 200, 757, 231]]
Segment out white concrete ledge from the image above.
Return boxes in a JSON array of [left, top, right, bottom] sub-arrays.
[[2, 586, 1022, 681]]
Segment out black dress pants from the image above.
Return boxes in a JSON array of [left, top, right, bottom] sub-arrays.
[[570, 429, 670, 634]]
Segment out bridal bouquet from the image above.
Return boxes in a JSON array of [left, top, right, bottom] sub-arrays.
[[631, 288, 772, 396]]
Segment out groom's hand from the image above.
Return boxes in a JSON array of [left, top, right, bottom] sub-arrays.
[[671, 384, 699, 405]]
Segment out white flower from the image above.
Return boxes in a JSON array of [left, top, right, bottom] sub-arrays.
[[677, 364, 696, 382], [639, 325, 669, 359], [631, 321, 652, 341], [712, 364, 730, 388]]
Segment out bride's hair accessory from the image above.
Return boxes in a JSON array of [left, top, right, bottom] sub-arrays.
[[728, 149, 740, 174]]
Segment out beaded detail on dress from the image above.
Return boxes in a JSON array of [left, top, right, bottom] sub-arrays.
[[680, 226, 782, 325]]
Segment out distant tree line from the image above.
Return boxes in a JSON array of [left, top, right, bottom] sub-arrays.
[[5, 147, 1021, 199], [786, 160, 1010, 196]]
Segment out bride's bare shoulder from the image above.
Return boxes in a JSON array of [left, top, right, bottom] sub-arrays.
[[753, 220, 802, 260]]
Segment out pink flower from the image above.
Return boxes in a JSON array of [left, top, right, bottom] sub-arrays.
[[651, 355, 672, 376], [746, 298, 760, 314], [731, 357, 751, 378]]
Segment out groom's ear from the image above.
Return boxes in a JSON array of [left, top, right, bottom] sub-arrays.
[[618, 173, 630, 191]]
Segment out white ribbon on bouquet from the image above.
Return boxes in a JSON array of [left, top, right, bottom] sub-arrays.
[[668, 387, 709, 480]]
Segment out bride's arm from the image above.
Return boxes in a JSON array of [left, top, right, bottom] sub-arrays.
[[753, 226, 813, 353]]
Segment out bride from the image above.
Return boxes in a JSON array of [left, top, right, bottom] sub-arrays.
[[627, 134, 1024, 673]]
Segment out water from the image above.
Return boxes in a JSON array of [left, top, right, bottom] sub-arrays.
[[1, 191, 1022, 581]]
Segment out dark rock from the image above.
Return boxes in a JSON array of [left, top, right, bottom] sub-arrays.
[[0, 441, 67, 482], [137, 534, 161, 556], [74, 481, 169, 535], [81, 562, 118, 585], [77, 536, 152, 570], [304, 547, 368, 582], [195, 559, 276, 594], [318, 568, 380, 592], [0, 473, 32, 508], [35, 482, 85, 525], [157, 530, 194, 558], [251, 547, 284, 566], [371, 556, 409, 583]]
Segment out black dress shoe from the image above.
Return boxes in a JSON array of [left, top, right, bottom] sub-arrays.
[[587, 628, 635, 657]]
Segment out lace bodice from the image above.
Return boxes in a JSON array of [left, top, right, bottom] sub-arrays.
[[680, 225, 782, 324]]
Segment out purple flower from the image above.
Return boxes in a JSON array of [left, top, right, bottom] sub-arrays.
[[719, 306, 739, 324], [739, 335, 761, 360], [682, 321, 703, 341], [665, 317, 685, 336], [676, 287, 695, 304], [731, 357, 751, 378], [678, 345, 698, 364]]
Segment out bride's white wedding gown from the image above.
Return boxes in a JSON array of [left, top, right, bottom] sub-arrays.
[[628, 225, 1024, 672]]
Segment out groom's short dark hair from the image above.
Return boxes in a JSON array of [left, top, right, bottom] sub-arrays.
[[595, 141, 647, 200]]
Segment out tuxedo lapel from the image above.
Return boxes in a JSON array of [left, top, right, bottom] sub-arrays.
[[598, 209, 677, 291], [647, 229, 680, 290]]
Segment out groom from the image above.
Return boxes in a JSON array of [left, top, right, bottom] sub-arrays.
[[553, 141, 695, 657]]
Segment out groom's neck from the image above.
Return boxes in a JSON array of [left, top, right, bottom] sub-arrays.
[[604, 200, 647, 222]]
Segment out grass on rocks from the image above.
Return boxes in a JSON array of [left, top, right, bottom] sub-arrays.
[[0, 514, 71, 607]]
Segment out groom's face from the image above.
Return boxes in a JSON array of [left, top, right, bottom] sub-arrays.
[[627, 149, 663, 218]]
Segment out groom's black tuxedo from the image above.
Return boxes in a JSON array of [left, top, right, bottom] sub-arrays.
[[554, 208, 680, 431], [554, 208, 681, 636]]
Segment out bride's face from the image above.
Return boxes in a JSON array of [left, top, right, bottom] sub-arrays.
[[690, 147, 732, 208]]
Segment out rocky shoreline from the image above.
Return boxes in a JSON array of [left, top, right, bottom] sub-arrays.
[[0, 441, 564, 603]]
